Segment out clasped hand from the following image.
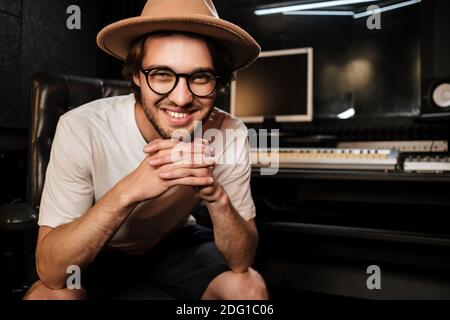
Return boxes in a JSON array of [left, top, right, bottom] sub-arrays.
[[121, 138, 223, 205]]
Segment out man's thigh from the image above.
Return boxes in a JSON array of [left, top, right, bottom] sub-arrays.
[[142, 224, 230, 300]]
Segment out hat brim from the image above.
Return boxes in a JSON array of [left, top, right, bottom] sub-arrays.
[[97, 14, 261, 71]]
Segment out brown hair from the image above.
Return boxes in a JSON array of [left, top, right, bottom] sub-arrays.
[[122, 31, 235, 104]]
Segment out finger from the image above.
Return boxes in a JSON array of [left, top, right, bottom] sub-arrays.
[[195, 185, 216, 196], [193, 138, 210, 146], [147, 142, 213, 161], [193, 143, 215, 156], [144, 138, 208, 153], [167, 176, 214, 187], [150, 155, 216, 167], [149, 152, 180, 166], [175, 143, 215, 157], [142, 138, 162, 153], [157, 160, 216, 175], [143, 138, 180, 155], [149, 151, 216, 167], [197, 144, 215, 157], [158, 167, 211, 180], [148, 146, 178, 160]]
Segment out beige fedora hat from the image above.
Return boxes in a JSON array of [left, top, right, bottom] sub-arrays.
[[97, 0, 261, 71]]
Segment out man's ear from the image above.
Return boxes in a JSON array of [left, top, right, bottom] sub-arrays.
[[132, 72, 141, 88]]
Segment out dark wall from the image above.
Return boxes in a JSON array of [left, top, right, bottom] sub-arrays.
[[0, 0, 145, 129], [20, 0, 99, 128], [422, 0, 450, 79], [1, 0, 98, 128], [349, 7, 420, 117], [0, 1, 22, 128]]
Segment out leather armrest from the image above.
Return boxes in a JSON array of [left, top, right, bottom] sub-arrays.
[[0, 202, 38, 232]]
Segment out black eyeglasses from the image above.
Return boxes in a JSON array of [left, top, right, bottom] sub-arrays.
[[141, 67, 219, 98]]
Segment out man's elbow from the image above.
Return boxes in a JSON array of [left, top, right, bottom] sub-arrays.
[[228, 258, 254, 273]]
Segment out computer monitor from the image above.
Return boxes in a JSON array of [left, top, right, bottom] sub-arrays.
[[231, 47, 313, 123]]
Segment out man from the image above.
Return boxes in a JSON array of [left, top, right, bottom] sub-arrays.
[[24, 0, 268, 300]]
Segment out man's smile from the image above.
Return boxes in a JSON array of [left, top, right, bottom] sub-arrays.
[[159, 107, 198, 126]]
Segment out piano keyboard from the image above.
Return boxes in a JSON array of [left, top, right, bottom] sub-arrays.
[[403, 155, 450, 173], [251, 148, 399, 171]]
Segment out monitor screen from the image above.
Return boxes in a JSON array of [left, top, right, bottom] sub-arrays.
[[231, 48, 313, 123]]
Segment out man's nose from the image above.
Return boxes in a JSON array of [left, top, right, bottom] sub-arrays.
[[168, 78, 193, 107]]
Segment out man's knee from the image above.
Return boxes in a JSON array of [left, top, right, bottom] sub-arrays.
[[227, 268, 269, 300], [23, 280, 86, 300], [240, 268, 269, 300]]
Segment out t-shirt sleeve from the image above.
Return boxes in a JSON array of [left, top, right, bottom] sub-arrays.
[[213, 123, 256, 221], [38, 117, 94, 228]]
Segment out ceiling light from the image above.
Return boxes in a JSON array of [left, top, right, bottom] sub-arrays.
[[255, 0, 377, 16], [284, 10, 355, 16], [353, 0, 421, 19]]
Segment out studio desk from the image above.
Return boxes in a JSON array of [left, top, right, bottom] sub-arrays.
[[250, 167, 450, 299]]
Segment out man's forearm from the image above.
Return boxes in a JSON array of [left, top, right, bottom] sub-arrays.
[[206, 191, 258, 273], [37, 182, 136, 289]]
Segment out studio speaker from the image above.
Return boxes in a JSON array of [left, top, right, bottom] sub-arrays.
[[431, 80, 450, 108], [421, 78, 450, 118]]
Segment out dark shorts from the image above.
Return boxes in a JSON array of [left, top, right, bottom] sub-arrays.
[[83, 224, 230, 300]]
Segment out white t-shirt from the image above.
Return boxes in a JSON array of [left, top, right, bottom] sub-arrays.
[[38, 94, 256, 254]]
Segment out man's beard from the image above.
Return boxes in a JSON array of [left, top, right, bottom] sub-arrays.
[[140, 98, 214, 139]]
